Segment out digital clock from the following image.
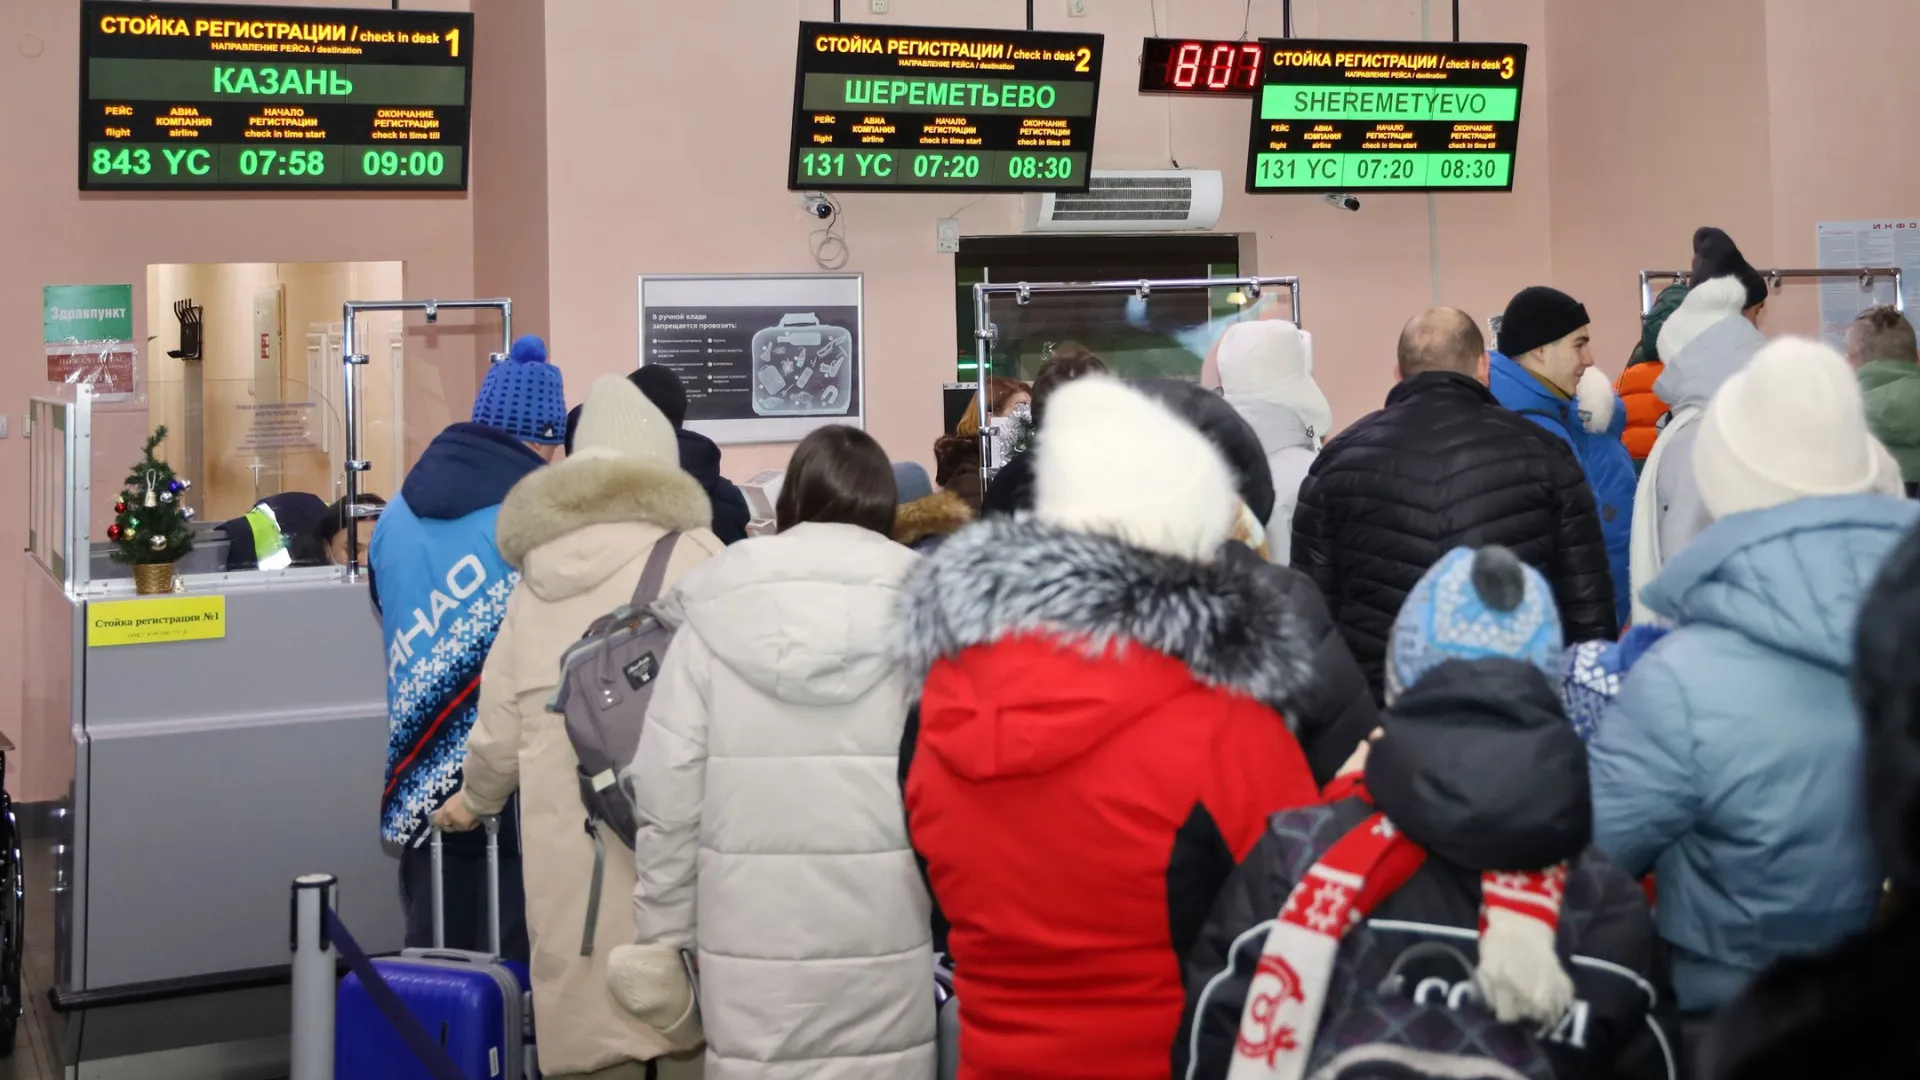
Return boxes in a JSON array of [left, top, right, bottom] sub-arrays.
[[1138, 38, 1263, 96], [788, 22, 1104, 194], [1244, 38, 1528, 195], [79, 1, 473, 191]]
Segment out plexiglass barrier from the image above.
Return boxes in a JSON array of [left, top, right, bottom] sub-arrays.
[[28, 378, 361, 597], [27, 387, 85, 590], [970, 275, 1302, 472]]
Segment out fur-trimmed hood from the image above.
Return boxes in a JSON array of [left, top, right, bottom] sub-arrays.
[[895, 516, 1315, 708], [892, 489, 976, 549], [496, 453, 711, 573]]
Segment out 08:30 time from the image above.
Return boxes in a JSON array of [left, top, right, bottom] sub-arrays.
[[1006, 154, 1073, 181]]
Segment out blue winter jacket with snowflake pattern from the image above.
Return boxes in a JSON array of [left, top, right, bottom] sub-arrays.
[[370, 423, 546, 844]]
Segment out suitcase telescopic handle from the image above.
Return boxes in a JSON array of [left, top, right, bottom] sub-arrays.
[[429, 815, 504, 958]]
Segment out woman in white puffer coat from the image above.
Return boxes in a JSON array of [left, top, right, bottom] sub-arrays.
[[1217, 318, 1332, 564], [608, 425, 936, 1080]]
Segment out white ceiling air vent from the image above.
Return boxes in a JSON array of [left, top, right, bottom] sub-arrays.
[[1023, 169, 1224, 233]]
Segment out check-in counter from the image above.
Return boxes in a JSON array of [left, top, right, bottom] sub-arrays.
[[24, 384, 398, 1080]]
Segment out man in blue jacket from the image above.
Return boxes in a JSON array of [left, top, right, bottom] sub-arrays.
[[1490, 287, 1638, 628], [369, 335, 564, 957]]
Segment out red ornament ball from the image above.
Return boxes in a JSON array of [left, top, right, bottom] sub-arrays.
[[107, 523, 123, 541], [114, 500, 127, 514]]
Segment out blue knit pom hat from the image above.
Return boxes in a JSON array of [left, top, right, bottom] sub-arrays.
[[1386, 546, 1564, 704], [473, 336, 566, 445]]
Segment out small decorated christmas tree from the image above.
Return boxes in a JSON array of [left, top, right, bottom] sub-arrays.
[[108, 426, 195, 570]]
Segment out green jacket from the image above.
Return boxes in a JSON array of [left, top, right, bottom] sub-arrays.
[[1859, 358, 1920, 482]]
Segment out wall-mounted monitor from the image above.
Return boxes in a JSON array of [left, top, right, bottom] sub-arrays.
[[80, 2, 474, 191], [789, 22, 1103, 193], [1245, 39, 1527, 194]]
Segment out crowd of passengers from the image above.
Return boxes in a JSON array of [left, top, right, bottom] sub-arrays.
[[360, 226, 1920, 1079]]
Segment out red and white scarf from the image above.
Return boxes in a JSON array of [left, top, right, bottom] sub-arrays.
[[1227, 806, 1572, 1080]]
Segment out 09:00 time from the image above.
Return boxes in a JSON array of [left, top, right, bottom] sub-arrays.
[[362, 150, 447, 177]]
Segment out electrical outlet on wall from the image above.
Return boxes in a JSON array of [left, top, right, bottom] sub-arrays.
[[870, 0, 890, 12], [936, 218, 961, 254], [1068, 0, 1088, 15]]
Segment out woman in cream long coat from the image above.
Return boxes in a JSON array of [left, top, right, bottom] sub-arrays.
[[439, 375, 720, 1080], [608, 426, 937, 1080]]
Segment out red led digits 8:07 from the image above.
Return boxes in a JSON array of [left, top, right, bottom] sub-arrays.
[[1138, 37, 1262, 96]]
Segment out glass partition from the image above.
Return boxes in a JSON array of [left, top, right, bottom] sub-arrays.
[[954, 234, 1249, 383], [967, 276, 1301, 479], [27, 388, 84, 588], [27, 379, 358, 597], [143, 377, 345, 522], [980, 280, 1275, 385]]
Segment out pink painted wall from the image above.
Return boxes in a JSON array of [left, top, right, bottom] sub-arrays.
[[1760, 0, 1920, 339], [1544, 0, 1920, 368], [539, 0, 1555, 476], [0, 0, 479, 798], [10, 0, 1920, 802], [1544, 0, 1776, 373], [471, 0, 551, 341]]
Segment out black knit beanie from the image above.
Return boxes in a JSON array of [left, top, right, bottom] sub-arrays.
[[628, 365, 690, 431], [1497, 286, 1591, 358], [1691, 227, 1769, 310]]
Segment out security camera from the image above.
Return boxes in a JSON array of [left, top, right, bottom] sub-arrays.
[[801, 193, 836, 220], [1323, 192, 1361, 212]]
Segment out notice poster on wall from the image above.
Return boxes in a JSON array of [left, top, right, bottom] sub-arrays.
[[1816, 219, 1920, 351], [44, 283, 138, 399], [637, 274, 864, 444]]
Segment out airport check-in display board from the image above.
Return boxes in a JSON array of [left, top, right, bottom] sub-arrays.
[[789, 22, 1103, 193], [80, 1, 473, 190], [1245, 39, 1527, 193]]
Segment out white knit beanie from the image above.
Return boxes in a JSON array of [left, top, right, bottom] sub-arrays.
[[1692, 336, 1906, 520], [1217, 320, 1334, 439], [1034, 376, 1240, 561], [572, 374, 679, 469]]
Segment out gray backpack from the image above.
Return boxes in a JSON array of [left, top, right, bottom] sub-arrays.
[[546, 532, 682, 955]]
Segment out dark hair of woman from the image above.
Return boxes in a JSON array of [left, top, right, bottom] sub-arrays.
[[932, 434, 983, 513], [1030, 344, 1110, 424], [954, 375, 1034, 438], [776, 426, 897, 536], [290, 494, 388, 567]]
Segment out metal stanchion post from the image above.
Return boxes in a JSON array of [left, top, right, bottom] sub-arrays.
[[289, 873, 338, 1080]]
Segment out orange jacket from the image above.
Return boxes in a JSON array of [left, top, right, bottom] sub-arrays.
[[1616, 361, 1668, 461]]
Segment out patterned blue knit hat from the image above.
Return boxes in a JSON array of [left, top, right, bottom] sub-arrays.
[[472, 336, 566, 445], [1386, 546, 1564, 703]]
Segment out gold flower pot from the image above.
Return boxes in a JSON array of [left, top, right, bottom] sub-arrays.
[[133, 563, 175, 595]]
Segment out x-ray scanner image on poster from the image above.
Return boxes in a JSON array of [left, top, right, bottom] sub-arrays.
[[639, 274, 864, 444]]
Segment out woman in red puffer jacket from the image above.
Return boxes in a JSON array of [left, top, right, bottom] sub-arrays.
[[897, 377, 1322, 1079]]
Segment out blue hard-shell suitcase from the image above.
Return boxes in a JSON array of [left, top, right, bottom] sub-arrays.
[[336, 821, 536, 1079]]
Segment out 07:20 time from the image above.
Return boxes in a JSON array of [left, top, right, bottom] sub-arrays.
[[1352, 156, 1416, 181], [913, 153, 981, 179]]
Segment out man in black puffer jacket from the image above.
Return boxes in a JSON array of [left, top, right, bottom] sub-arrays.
[[1294, 308, 1617, 700], [1135, 379, 1378, 785]]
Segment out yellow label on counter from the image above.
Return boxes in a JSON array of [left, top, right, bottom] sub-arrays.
[[87, 595, 227, 647]]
